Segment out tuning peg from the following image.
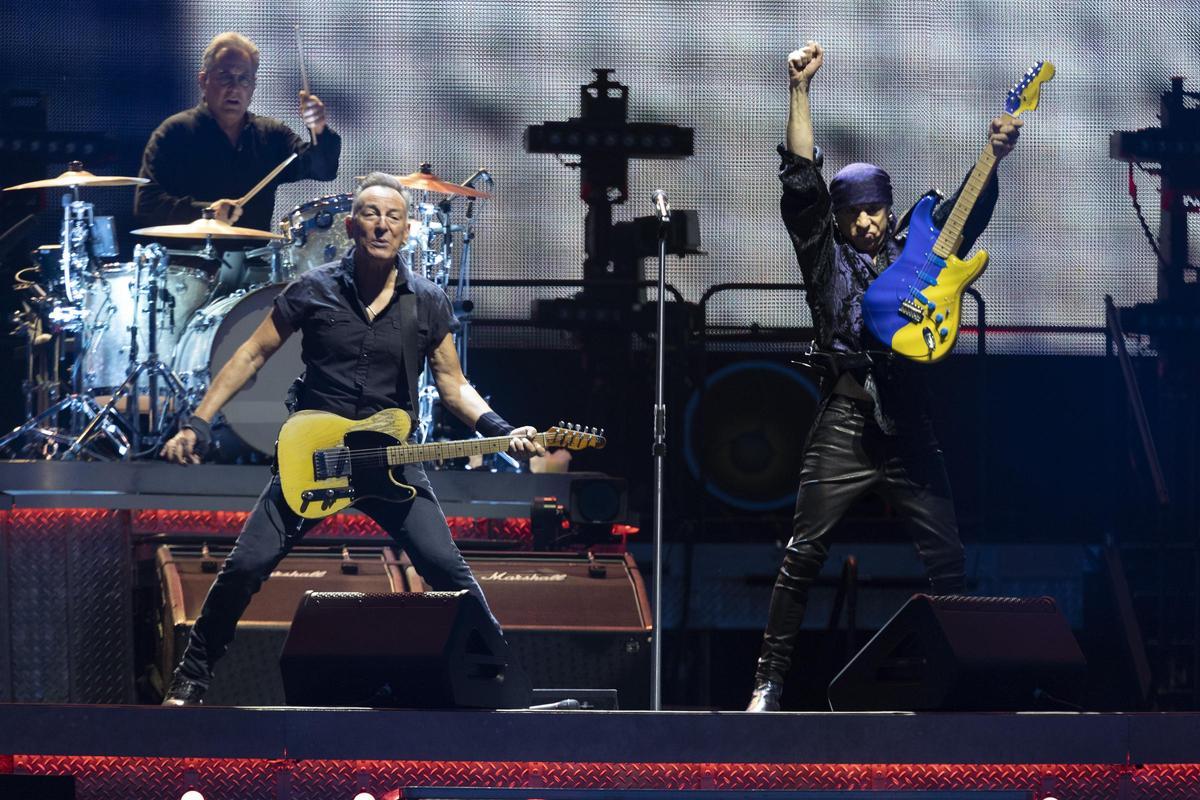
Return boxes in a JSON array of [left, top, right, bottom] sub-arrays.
[[558, 420, 565, 427]]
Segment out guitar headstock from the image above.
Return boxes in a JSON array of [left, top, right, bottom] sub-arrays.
[[1005, 60, 1056, 117], [545, 422, 607, 451]]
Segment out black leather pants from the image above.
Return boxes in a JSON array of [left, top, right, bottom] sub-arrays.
[[754, 395, 965, 685]]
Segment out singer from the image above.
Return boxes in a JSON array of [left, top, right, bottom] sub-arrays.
[[157, 173, 545, 705], [745, 41, 1022, 712]]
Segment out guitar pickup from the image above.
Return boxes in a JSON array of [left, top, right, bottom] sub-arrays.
[[898, 298, 926, 323], [313, 447, 353, 480], [299, 485, 356, 513]]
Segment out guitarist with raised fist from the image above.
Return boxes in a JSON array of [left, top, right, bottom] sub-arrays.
[[746, 42, 1023, 712], [158, 172, 546, 706]]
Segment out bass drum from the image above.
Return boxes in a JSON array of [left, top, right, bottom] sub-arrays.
[[173, 284, 303, 457]]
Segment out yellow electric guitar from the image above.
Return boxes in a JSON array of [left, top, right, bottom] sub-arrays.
[[277, 408, 606, 519], [862, 60, 1056, 362]]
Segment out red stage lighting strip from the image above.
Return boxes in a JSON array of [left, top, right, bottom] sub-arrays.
[[4, 507, 533, 546], [10, 757, 1200, 800]]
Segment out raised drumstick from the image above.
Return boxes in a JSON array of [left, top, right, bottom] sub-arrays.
[[296, 24, 316, 146]]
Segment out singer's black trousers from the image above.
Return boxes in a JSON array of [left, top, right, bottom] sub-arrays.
[[753, 395, 966, 686], [175, 465, 497, 688]]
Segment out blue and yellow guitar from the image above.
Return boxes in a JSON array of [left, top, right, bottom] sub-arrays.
[[862, 61, 1055, 363]]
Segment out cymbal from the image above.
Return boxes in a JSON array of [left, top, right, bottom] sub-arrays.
[[4, 168, 149, 191], [131, 217, 284, 240], [395, 170, 491, 199], [366, 166, 491, 199]]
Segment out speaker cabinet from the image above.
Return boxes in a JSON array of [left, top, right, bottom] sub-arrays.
[[157, 544, 405, 705], [280, 590, 531, 708], [828, 594, 1087, 711], [411, 551, 653, 709]]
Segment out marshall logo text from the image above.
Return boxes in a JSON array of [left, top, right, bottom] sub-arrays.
[[477, 571, 568, 582]]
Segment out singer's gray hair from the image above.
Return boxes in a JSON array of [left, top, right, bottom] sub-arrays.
[[352, 172, 411, 215], [201, 32, 260, 73]]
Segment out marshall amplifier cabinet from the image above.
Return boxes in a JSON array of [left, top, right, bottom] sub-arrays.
[[409, 551, 653, 709], [157, 543, 406, 705]]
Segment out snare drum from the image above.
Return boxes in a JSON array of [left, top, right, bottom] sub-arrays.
[[80, 262, 211, 391], [172, 283, 303, 456]]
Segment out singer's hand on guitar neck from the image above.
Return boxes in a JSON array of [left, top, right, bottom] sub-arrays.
[[299, 90, 327, 136], [989, 114, 1022, 160]]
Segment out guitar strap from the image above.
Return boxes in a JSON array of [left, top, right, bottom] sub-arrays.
[[397, 290, 422, 433]]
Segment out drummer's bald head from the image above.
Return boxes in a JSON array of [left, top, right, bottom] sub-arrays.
[[353, 173, 409, 215], [201, 32, 260, 73]]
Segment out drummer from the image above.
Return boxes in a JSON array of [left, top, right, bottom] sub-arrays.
[[133, 32, 341, 284]]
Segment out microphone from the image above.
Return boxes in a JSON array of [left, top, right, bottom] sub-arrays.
[[650, 189, 671, 222]]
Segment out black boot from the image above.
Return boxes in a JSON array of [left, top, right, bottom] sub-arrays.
[[746, 679, 783, 712], [751, 581, 809, 704], [162, 671, 207, 706]]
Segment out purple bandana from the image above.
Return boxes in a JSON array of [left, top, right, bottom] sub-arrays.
[[829, 162, 893, 211]]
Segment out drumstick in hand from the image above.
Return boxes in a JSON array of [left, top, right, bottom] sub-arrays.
[[214, 152, 298, 211], [296, 24, 316, 146]]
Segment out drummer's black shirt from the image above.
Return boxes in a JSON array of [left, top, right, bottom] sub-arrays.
[[271, 249, 460, 422], [134, 101, 341, 232]]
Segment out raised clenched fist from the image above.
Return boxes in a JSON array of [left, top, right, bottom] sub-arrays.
[[788, 41, 824, 89]]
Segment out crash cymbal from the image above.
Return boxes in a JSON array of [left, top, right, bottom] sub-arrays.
[[4, 168, 148, 191], [395, 169, 491, 199], [360, 164, 491, 199], [131, 216, 284, 240]]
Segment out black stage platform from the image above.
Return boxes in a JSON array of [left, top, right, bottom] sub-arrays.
[[2, 704, 1200, 799], [3, 461, 1198, 799]]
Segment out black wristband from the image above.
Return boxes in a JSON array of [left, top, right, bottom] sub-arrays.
[[183, 415, 212, 457], [475, 411, 514, 438]]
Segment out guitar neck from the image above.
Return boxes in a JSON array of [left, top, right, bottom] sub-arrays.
[[931, 120, 1004, 260], [385, 432, 546, 466]]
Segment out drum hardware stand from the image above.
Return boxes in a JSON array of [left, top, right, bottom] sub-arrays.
[[0, 201, 126, 459], [455, 169, 492, 375], [62, 244, 192, 460], [0, 292, 129, 459], [409, 168, 490, 444], [245, 238, 288, 284]]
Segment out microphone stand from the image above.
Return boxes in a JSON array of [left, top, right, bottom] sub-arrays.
[[651, 202, 669, 711]]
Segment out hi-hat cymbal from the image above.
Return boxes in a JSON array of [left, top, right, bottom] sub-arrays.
[[4, 168, 149, 191], [131, 217, 284, 240]]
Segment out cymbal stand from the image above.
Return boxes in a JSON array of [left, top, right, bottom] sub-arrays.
[[62, 244, 191, 460], [244, 238, 289, 284], [455, 169, 492, 375]]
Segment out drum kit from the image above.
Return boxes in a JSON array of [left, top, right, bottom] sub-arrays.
[[0, 160, 492, 461]]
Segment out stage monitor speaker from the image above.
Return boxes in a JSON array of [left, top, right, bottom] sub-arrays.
[[827, 594, 1087, 711], [413, 551, 653, 709], [280, 590, 532, 709], [157, 544, 405, 705]]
